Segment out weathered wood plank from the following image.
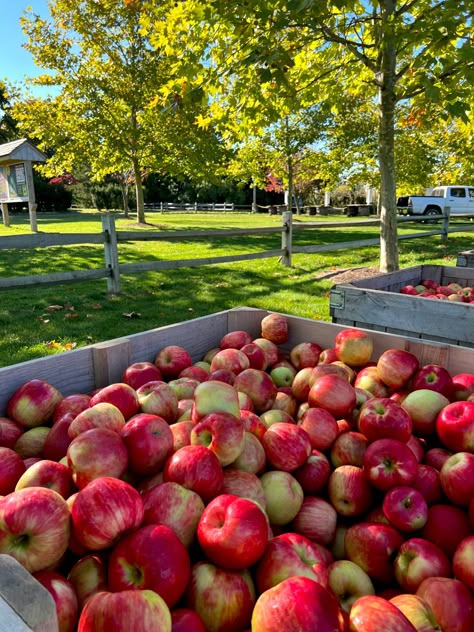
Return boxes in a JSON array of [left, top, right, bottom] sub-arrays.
[[0, 233, 104, 249], [116, 226, 282, 241], [0, 268, 109, 289]]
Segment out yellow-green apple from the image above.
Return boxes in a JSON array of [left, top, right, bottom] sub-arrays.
[[197, 494, 269, 569], [219, 329, 253, 350], [0, 417, 24, 449], [163, 444, 224, 503], [78, 589, 172, 632], [13, 426, 50, 459], [358, 397, 412, 443], [0, 446, 26, 494], [256, 532, 329, 594], [383, 486, 428, 532], [289, 341, 323, 370], [262, 422, 311, 472], [155, 344, 192, 379], [318, 348, 338, 364], [239, 342, 268, 371], [376, 349, 420, 390], [308, 374, 357, 420], [89, 383, 139, 420], [260, 408, 294, 429], [120, 413, 173, 476], [67, 554, 108, 610], [330, 430, 368, 468], [168, 377, 200, 401], [440, 451, 474, 506], [14, 459, 73, 499], [252, 337, 280, 367], [221, 468, 267, 509], [178, 365, 209, 382], [42, 414, 75, 461], [170, 608, 206, 632], [34, 569, 79, 632], [412, 364, 453, 398], [259, 470, 304, 526], [453, 535, 474, 591], [390, 593, 441, 632], [229, 431, 266, 474], [67, 427, 129, 488], [207, 368, 236, 385], [327, 559, 375, 612], [191, 380, 241, 422], [424, 446, 453, 470], [260, 312, 289, 344], [194, 362, 211, 373], [121, 361, 163, 390], [142, 481, 205, 547], [6, 379, 62, 428], [292, 496, 337, 547], [0, 486, 70, 573], [233, 368, 277, 413], [169, 420, 194, 452], [331, 526, 350, 560], [191, 411, 245, 466], [291, 367, 314, 402], [52, 393, 91, 424], [436, 401, 474, 452], [71, 476, 143, 550], [328, 464, 374, 517], [421, 503, 472, 557], [362, 438, 418, 491], [270, 364, 296, 387], [345, 521, 404, 584], [394, 536, 452, 593], [416, 577, 474, 632], [136, 381, 179, 424], [202, 346, 220, 364], [251, 575, 342, 632], [452, 373, 474, 401], [293, 449, 331, 495], [334, 327, 373, 367], [401, 389, 450, 437], [185, 561, 256, 632], [350, 595, 417, 632], [354, 366, 391, 398], [412, 464, 442, 505], [297, 407, 338, 451], [108, 524, 190, 608], [68, 402, 126, 439], [210, 348, 250, 375]]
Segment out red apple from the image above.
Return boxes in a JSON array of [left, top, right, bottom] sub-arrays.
[[334, 327, 373, 367], [383, 485, 428, 532], [42, 414, 75, 462], [252, 337, 280, 367], [289, 341, 322, 370], [412, 364, 453, 398], [394, 537, 451, 592], [350, 595, 417, 632], [453, 535, 474, 591], [293, 449, 331, 495], [239, 342, 268, 371], [191, 411, 245, 466], [240, 409, 267, 440], [416, 577, 474, 632], [436, 401, 474, 452], [291, 367, 314, 402], [34, 569, 79, 632], [77, 589, 172, 632], [376, 349, 420, 390], [210, 348, 250, 375], [358, 397, 412, 443], [68, 402, 126, 439], [229, 431, 266, 474], [363, 438, 418, 491], [67, 554, 108, 609], [155, 344, 192, 379], [121, 361, 163, 390], [440, 451, 474, 506], [261, 422, 311, 472], [260, 312, 289, 344], [219, 329, 253, 350], [233, 368, 277, 413], [71, 476, 144, 551], [0, 486, 71, 573], [169, 420, 194, 452], [136, 381, 179, 424], [412, 464, 442, 505], [389, 594, 441, 632], [6, 379, 62, 428], [328, 464, 374, 517], [318, 348, 338, 364], [0, 446, 26, 495], [0, 416, 24, 449], [292, 496, 338, 547], [327, 559, 375, 612], [120, 413, 173, 476], [177, 365, 209, 382], [197, 493, 268, 569], [424, 446, 453, 470], [308, 374, 357, 419], [354, 365, 391, 398], [89, 382, 139, 420], [330, 430, 368, 468], [163, 444, 224, 503], [171, 608, 206, 632], [221, 469, 267, 509], [452, 373, 474, 401], [14, 459, 73, 499], [421, 503, 472, 557], [297, 407, 338, 451], [52, 393, 91, 424]]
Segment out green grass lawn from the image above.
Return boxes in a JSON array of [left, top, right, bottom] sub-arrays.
[[0, 209, 472, 368]]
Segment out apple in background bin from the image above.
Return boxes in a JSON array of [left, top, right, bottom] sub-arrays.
[[260, 312, 289, 344], [7, 379, 63, 428]]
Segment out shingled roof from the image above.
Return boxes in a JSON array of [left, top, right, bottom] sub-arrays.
[[0, 138, 46, 162]]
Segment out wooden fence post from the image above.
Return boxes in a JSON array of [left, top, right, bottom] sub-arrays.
[[101, 213, 121, 293], [441, 207, 450, 243], [281, 211, 293, 267]]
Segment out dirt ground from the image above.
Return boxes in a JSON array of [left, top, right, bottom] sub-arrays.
[[314, 266, 382, 284]]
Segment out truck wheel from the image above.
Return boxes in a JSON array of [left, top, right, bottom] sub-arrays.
[[422, 206, 441, 224]]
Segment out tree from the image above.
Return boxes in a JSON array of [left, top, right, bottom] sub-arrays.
[[12, 0, 224, 222], [148, 0, 474, 271], [0, 83, 18, 142]]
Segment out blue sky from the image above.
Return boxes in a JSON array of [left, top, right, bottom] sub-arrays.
[[0, 1, 50, 88]]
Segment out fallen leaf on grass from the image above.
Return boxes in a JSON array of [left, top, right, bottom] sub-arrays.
[[65, 312, 79, 319], [45, 340, 77, 351], [123, 311, 141, 319], [91, 303, 103, 309], [37, 316, 50, 323], [45, 305, 64, 312]]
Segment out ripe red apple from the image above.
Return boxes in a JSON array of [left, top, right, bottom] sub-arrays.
[[327, 559, 374, 613], [382, 485, 428, 532], [261, 422, 311, 472], [68, 402, 126, 439], [412, 464, 442, 505], [424, 446, 453, 470], [169, 420, 193, 452], [394, 537, 451, 593], [171, 608, 206, 632], [163, 444, 224, 503], [239, 342, 268, 370], [292, 496, 338, 547], [0, 416, 24, 449], [421, 503, 472, 557], [0, 446, 26, 494], [6, 379, 63, 428], [376, 348, 420, 389], [252, 337, 280, 367], [345, 521, 404, 584], [260, 312, 289, 344], [308, 374, 357, 419], [191, 411, 245, 466], [412, 364, 453, 398], [293, 449, 331, 495], [297, 407, 338, 451], [289, 341, 322, 370], [0, 486, 71, 573], [354, 365, 391, 398], [452, 373, 474, 401], [219, 329, 253, 350], [78, 589, 172, 632], [439, 451, 474, 506], [89, 382, 139, 420], [67, 554, 108, 610], [330, 430, 368, 468], [120, 413, 173, 476], [177, 365, 209, 382], [42, 414, 75, 462], [197, 493, 268, 569], [155, 344, 192, 379], [229, 431, 266, 474], [191, 379, 241, 421], [71, 476, 144, 551], [34, 569, 79, 632], [453, 535, 474, 591], [240, 409, 267, 440], [108, 523, 190, 608], [14, 458, 73, 499], [436, 400, 474, 452], [358, 397, 412, 443], [291, 367, 314, 402], [328, 464, 374, 517], [136, 381, 179, 424], [233, 368, 277, 413], [350, 595, 417, 632], [251, 575, 342, 632], [259, 470, 304, 526], [363, 437, 418, 491], [221, 469, 267, 509], [210, 348, 250, 375], [318, 348, 338, 364], [52, 393, 91, 425], [334, 327, 373, 367], [121, 361, 163, 390], [416, 577, 474, 632], [389, 593, 441, 632]]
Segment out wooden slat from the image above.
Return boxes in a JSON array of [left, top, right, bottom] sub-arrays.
[[0, 233, 104, 249], [0, 268, 109, 289], [116, 226, 282, 241]]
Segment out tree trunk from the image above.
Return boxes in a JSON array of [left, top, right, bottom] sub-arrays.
[[377, 0, 399, 273], [132, 157, 145, 224], [121, 181, 129, 218]]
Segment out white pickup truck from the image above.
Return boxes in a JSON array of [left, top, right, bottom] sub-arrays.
[[399, 185, 474, 218]]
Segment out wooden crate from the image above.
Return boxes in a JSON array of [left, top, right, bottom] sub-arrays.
[[1, 306, 473, 416], [457, 250, 474, 268], [329, 265, 474, 347]]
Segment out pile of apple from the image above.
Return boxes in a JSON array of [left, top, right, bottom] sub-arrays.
[[1, 313, 474, 632], [400, 278, 474, 303]]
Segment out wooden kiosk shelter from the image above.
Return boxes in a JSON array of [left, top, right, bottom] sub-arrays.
[[0, 138, 46, 232]]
